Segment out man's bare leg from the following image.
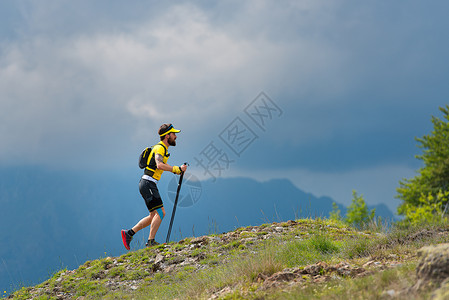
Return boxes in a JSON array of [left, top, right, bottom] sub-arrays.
[[132, 214, 154, 233], [149, 207, 166, 240]]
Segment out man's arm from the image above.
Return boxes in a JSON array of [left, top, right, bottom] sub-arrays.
[[155, 154, 187, 173]]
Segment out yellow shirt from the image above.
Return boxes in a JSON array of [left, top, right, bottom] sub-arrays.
[[146, 142, 169, 180]]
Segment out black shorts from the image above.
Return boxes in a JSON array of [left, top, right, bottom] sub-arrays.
[[139, 178, 163, 212]]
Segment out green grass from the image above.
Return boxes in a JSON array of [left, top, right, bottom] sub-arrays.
[[7, 218, 449, 300], [233, 262, 422, 300]]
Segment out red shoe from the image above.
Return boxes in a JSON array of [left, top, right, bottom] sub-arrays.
[[121, 230, 132, 250]]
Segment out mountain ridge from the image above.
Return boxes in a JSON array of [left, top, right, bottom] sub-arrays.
[[0, 167, 395, 294]]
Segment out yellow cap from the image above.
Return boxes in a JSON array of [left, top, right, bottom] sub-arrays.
[[159, 124, 181, 137]]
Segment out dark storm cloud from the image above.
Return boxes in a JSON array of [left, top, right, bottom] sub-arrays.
[[0, 0, 448, 177]]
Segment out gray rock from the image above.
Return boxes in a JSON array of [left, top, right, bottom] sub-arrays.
[[155, 254, 165, 265], [191, 236, 209, 245], [432, 278, 449, 300], [416, 243, 449, 284]]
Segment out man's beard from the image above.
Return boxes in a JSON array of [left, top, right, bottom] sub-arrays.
[[168, 136, 176, 146]]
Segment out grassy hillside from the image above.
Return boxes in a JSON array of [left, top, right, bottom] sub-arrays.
[[7, 218, 449, 299]]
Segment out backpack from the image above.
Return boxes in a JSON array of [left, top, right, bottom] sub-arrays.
[[138, 147, 153, 169], [138, 143, 168, 169]]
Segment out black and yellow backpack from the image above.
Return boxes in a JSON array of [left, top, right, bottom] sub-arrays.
[[138, 143, 168, 171]]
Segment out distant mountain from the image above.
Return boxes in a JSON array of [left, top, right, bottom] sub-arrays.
[[163, 176, 396, 238], [0, 167, 395, 294]]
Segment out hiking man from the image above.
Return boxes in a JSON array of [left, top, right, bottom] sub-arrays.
[[121, 123, 187, 249]]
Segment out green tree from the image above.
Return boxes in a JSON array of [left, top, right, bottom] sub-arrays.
[[346, 190, 375, 228], [397, 105, 449, 219], [400, 190, 449, 226], [329, 202, 342, 221]]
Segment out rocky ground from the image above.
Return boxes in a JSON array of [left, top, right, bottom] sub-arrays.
[[7, 220, 449, 299]]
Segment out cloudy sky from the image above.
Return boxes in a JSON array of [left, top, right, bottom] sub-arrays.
[[1, 0, 448, 212]]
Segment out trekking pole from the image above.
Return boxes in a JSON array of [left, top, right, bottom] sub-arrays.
[[166, 163, 188, 243]]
